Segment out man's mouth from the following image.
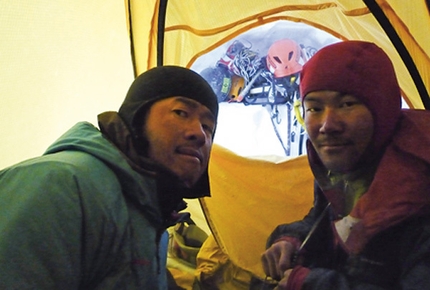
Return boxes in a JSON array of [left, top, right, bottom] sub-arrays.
[[320, 143, 347, 147], [176, 147, 203, 163], [317, 140, 351, 151]]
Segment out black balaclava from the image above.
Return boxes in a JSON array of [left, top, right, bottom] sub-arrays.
[[118, 65, 219, 199], [119, 65, 218, 143]]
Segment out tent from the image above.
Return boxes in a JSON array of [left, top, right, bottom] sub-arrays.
[[127, 0, 429, 109], [125, 0, 430, 286], [1, 0, 429, 288]]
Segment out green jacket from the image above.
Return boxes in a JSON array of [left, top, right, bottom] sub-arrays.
[[0, 121, 175, 289]]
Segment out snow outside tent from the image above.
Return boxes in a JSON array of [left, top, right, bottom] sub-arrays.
[[1, 0, 429, 288]]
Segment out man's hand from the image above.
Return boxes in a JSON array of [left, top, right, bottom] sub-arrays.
[[274, 269, 293, 290], [261, 240, 296, 280]]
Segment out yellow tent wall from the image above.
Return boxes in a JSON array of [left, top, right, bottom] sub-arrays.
[[0, 0, 134, 169], [128, 0, 430, 109], [1, 0, 429, 286], [127, 0, 430, 283], [203, 145, 314, 278]]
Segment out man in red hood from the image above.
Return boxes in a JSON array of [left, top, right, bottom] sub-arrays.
[[261, 41, 430, 289]]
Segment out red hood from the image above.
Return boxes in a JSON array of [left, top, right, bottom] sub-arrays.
[[311, 110, 430, 254]]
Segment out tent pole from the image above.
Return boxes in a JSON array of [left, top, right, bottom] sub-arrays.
[[125, 0, 138, 77], [363, 0, 430, 109], [157, 0, 168, 66]]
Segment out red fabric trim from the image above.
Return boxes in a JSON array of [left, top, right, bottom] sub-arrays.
[[309, 111, 430, 255], [347, 112, 430, 253], [286, 266, 310, 290]]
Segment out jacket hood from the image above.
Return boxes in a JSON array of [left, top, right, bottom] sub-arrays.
[[301, 41, 402, 172], [300, 41, 401, 155], [312, 110, 430, 254], [43, 121, 185, 226], [97, 111, 211, 200], [44, 122, 132, 173]]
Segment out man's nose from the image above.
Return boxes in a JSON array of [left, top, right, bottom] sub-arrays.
[[319, 109, 343, 133], [186, 119, 207, 144]]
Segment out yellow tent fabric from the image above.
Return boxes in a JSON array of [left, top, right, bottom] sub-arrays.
[[126, 0, 430, 283], [1, 0, 428, 287], [0, 0, 134, 169], [203, 145, 314, 278], [169, 145, 314, 288], [127, 0, 430, 109]]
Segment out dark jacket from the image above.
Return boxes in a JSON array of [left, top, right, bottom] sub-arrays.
[[267, 110, 430, 289], [268, 183, 430, 290]]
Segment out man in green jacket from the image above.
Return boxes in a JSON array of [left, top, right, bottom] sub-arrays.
[[0, 66, 218, 289]]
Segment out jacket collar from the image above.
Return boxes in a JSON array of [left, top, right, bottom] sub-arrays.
[[308, 111, 430, 254], [97, 111, 209, 224]]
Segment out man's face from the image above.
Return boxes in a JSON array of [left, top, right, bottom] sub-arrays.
[[142, 96, 216, 187], [303, 90, 374, 173]]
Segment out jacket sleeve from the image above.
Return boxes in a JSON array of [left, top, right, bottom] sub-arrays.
[[0, 160, 84, 289], [286, 205, 430, 290], [299, 237, 430, 290], [0, 155, 129, 289]]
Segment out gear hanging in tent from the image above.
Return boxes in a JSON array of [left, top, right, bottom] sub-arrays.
[[266, 38, 303, 78], [199, 66, 232, 103], [235, 39, 307, 156], [229, 74, 245, 102], [200, 38, 314, 156], [237, 38, 305, 106]]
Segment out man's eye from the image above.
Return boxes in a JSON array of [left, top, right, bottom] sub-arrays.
[[173, 109, 188, 117], [305, 107, 320, 112], [202, 123, 214, 134], [340, 101, 356, 108]]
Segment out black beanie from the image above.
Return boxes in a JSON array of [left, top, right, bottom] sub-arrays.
[[118, 65, 219, 137]]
